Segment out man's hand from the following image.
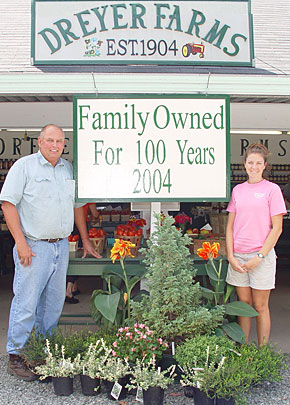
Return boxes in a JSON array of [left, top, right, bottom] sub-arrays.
[[81, 238, 102, 259], [17, 240, 36, 267]]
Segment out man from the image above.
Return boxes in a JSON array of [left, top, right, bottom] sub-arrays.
[[0, 124, 101, 381]]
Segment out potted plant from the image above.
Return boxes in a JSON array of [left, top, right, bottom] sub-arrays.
[[175, 334, 236, 399], [131, 214, 225, 375], [73, 340, 106, 396], [111, 323, 168, 365], [97, 348, 131, 401], [35, 340, 76, 396], [126, 356, 176, 405]]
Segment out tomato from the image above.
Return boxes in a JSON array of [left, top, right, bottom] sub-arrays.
[[72, 235, 79, 242], [68, 234, 73, 242], [137, 229, 143, 236]]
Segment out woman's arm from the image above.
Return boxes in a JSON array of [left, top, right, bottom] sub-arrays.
[[243, 214, 283, 272], [226, 212, 246, 273]]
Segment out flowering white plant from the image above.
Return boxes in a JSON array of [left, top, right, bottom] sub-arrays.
[[35, 339, 75, 379], [126, 355, 176, 391], [72, 339, 107, 379]]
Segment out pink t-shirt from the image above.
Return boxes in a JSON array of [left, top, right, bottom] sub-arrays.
[[227, 179, 286, 253]]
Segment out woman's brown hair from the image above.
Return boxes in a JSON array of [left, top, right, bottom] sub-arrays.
[[243, 143, 270, 178]]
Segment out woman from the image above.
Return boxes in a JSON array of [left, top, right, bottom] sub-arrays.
[[226, 143, 286, 346]]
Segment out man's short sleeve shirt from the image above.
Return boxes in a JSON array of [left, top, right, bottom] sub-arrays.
[[0, 151, 81, 240]]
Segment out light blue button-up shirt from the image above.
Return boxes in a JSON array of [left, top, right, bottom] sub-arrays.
[[0, 151, 83, 240]]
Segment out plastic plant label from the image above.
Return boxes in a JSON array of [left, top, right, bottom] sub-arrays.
[[171, 341, 175, 355], [136, 386, 143, 402], [111, 382, 122, 400]]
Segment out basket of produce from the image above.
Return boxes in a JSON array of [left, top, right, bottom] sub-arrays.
[[88, 228, 107, 254]]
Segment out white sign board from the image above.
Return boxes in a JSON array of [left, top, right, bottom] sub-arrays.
[[32, 0, 253, 66], [74, 95, 230, 202]]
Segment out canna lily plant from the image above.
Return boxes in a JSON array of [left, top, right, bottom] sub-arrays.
[[197, 241, 258, 343], [91, 239, 148, 329]]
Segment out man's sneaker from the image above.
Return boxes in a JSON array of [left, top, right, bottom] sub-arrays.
[[7, 354, 38, 382]]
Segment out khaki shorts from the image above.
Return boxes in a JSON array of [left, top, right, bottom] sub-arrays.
[[226, 249, 276, 290]]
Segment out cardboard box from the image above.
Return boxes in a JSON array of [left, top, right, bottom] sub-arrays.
[[69, 241, 78, 252]]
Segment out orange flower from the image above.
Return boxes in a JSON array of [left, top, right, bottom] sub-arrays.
[[196, 242, 220, 260], [110, 239, 135, 263], [123, 292, 128, 304]]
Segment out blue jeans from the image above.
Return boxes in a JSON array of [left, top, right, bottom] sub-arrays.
[[7, 238, 69, 354]]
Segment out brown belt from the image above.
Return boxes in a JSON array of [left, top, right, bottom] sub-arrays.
[[40, 238, 63, 243]]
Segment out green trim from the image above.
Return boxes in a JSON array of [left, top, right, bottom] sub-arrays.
[[32, 0, 253, 66], [73, 93, 230, 203]]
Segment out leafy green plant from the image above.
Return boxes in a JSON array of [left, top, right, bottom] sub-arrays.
[[97, 354, 131, 382], [196, 241, 258, 343], [179, 340, 286, 404], [126, 356, 176, 391], [131, 214, 225, 345], [175, 334, 235, 369], [91, 239, 148, 329]]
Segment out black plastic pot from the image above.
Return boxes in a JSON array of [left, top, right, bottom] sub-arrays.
[[52, 376, 73, 396], [79, 374, 101, 396], [143, 386, 164, 405], [216, 397, 235, 405], [194, 388, 215, 405], [183, 385, 196, 398], [103, 376, 129, 401], [158, 354, 182, 383]]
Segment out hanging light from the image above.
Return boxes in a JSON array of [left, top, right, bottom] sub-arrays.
[[22, 129, 30, 141]]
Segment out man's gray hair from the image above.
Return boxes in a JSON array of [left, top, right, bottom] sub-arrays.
[[40, 124, 64, 139]]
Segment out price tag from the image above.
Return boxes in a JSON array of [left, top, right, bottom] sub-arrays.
[[111, 382, 122, 400], [136, 386, 143, 402]]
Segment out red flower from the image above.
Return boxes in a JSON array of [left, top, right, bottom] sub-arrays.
[[196, 242, 220, 260]]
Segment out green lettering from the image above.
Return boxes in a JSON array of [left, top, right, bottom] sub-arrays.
[[213, 105, 224, 129], [93, 140, 103, 164], [154, 105, 170, 129], [202, 113, 212, 129], [104, 112, 122, 129], [187, 147, 194, 165], [185, 9, 205, 37], [91, 6, 108, 32], [38, 28, 61, 54], [79, 105, 90, 129], [223, 33, 247, 57], [166, 5, 182, 32], [209, 147, 215, 164], [54, 19, 80, 46], [111, 4, 128, 29], [202, 19, 230, 49], [131, 3, 146, 29], [190, 112, 201, 129], [176, 139, 188, 164], [195, 147, 202, 164], [92, 112, 102, 129], [155, 4, 170, 29], [172, 112, 189, 129], [74, 10, 96, 37]]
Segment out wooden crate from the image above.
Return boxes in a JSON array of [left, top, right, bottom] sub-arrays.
[[114, 234, 142, 256], [90, 236, 106, 254]]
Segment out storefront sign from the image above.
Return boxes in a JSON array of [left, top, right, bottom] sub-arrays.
[[32, 0, 253, 66], [74, 94, 230, 202]]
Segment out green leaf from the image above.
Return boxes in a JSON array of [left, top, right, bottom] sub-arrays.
[[93, 292, 120, 323], [222, 322, 246, 343], [103, 269, 126, 283], [224, 284, 235, 304], [224, 301, 258, 317], [201, 286, 215, 299], [205, 263, 220, 282]]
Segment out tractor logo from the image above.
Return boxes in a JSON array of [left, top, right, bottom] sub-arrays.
[[182, 43, 205, 58]]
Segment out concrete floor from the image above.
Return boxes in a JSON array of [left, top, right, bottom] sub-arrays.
[[0, 265, 290, 354]]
